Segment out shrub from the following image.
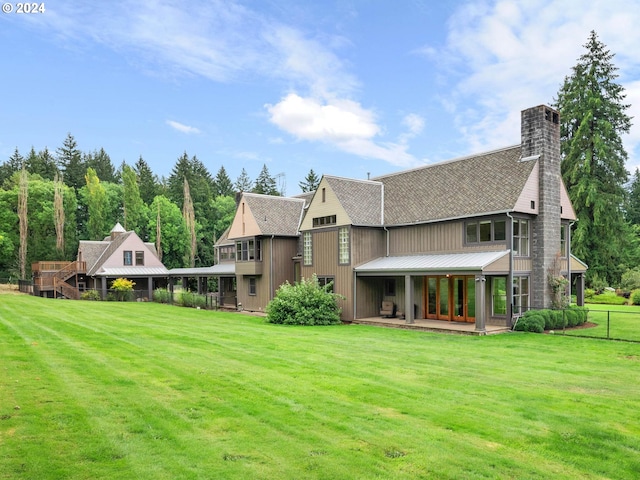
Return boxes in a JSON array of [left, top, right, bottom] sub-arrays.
[[80, 289, 101, 301], [179, 291, 207, 309], [586, 292, 627, 305], [110, 278, 135, 301], [584, 288, 595, 299], [514, 313, 545, 333], [621, 268, 640, 291], [266, 275, 343, 326], [568, 305, 588, 325], [153, 288, 171, 304], [631, 289, 640, 306]]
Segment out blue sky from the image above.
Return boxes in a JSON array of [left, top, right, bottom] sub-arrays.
[[1, 0, 640, 195]]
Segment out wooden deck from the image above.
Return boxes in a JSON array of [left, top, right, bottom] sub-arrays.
[[350, 317, 511, 335]]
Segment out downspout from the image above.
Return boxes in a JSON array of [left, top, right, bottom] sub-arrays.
[[383, 226, 389, 257], [270, 235, 275, 300], [568, 221, 575, 304], [506, 211, 516, 329]]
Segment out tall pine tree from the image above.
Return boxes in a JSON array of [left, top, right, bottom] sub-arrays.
[[299, 168, 320, 192], [57, 133, 86, 191], [253, 164, 279, 196], [213, 165, 234, 197], [554, 31, 632, 286]]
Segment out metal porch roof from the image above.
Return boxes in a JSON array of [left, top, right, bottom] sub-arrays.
[[354, 251, 510, 275], [168, 264, 236, 276]]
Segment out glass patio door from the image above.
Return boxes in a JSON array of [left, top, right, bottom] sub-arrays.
[[425, 275, 475, 323]]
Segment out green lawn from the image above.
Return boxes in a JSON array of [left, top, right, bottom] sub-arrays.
[[565, 304, 640, 341], [1, 294, 640, 479]]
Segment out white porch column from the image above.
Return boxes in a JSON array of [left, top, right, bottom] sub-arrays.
[[475, 274, 486, 333], [404, 275, 414, 324]]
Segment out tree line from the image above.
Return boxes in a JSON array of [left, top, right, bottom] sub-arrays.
[[0, 136, 322, 278], [2, 31, 638, 292]]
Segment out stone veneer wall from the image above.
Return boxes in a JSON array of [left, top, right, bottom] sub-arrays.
[[521, 105, 561, 309]]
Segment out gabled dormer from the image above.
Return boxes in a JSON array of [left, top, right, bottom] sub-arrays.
[[300, 175, 384, 231]]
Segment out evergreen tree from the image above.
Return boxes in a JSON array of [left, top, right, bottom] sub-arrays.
[[626, 168, 640, 226], [134, 156, 159, 205], [57, 133, 86, 191], [85, 148, 117, 183], [25, 147, 58, 180], [253, 164, 279, 196], [299, 168, 320, 192], [234, 168, 252, 193], [0, 148, 24, 187], [213, 165, 234, 197], [554, 31, 632, 286]]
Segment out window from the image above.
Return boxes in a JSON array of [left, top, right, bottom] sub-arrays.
[[303, 232, 312, 265], [513, 219, 530, 256], [248, 277, 256, 295], [492, 277, 507, 315], [312, 215, 336, 227], [236, 239, 261, 261], [384, 279, 396, 296], [338, 226, 349, 264], [123, 250, 132, 266], [322, 188, 326, 202], [135, 251, 144, 266], [466, 219, 506, 244], [560, 224, 567, 257], [513, 276, 529, 315], [219, 245, 235, 261], [317, 276, 334, 292]]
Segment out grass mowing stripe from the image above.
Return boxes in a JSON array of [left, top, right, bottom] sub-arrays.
[[2, 294, 640, 479]]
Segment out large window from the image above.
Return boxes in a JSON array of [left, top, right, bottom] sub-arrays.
[[513, 276, 529, 315], [466, 219, 506, 244], [303, 232, 312, 265], [513, 219, 530, 256], [338, 226, 349, 264], [123, 250, 132, 266], [236, 239, 261, 261], [219, 245, 235, 261]]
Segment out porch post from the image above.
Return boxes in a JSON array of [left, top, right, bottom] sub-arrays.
[[576, 273, 585, 307], [475, 274, 486, 333], [101, 276, 107, 300], [405, 275, 414, 324], [148, 276, 153, 300]]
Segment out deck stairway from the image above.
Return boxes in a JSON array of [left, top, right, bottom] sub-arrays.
[[52, 261, 84, 299]]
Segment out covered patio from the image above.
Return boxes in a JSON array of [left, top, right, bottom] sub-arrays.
[[350, 316, 511, 335]]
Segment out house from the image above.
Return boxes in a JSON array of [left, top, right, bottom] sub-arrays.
[[221, 105, 587, 330], [226, 192, 307, 312], [33, 223, 169, 299]]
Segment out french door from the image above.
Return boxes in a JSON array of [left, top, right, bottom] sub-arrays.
[[424, 275, 476, 322]]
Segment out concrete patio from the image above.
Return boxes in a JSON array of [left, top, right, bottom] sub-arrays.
[[350, 316, 511, 335]]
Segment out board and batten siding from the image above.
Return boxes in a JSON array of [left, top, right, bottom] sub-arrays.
[[351, 226, 385, 266], [300, 228, 354, 320]]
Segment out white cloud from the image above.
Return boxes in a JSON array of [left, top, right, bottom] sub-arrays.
[[266, 93, 422, 168], [166, 120, 200, 135], [434, 0, 640, 165]]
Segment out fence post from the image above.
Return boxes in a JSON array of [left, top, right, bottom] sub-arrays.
[[607, 310, 610, 339]]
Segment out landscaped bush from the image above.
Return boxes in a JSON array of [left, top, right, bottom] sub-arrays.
[[266, 275, 343, 325], [620, 268, 640, 291], [514, 313, 545, 333], [630, 289, 640, 306], [110, 278, 135, 301], [514, 306, 588, 333], [153, 288, 171, 304], [585, 288, 595, 299], [586, 292, 628, 305], [180, 291, 207, 309], [80, 289, 101, 301]]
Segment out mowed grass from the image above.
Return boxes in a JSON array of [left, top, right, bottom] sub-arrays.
[[564, 304, 640, 341], [1, 295, 640, 479]]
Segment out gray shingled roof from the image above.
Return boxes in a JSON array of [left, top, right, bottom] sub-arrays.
[[243, 193, 305, 236], [83, 231, 133, 275], [324, 176, 383, 225], [376, 145, 535, 225]]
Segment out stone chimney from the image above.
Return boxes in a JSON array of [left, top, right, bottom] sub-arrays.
[[521, 105, 561, 309]]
